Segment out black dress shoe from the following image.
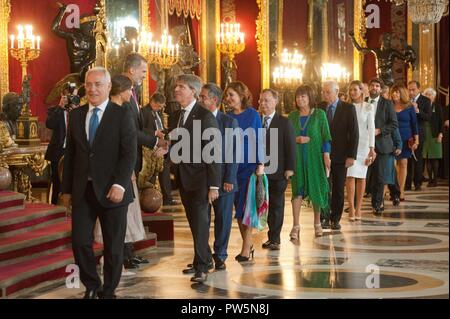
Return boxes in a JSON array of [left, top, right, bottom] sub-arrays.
[[131, 256, 149, 264], [190, 271, 208, 283], [372, 208, 383, 216], [83, 289, 98, 299], [415, 186, 422, 191], [124, 259, 139, 269], [163, 199, 180, 206], [98, 292, 116, 299], [182, 266, 196, 274], [267, 242, 280, 250], [392, 197, 400, 206], [331, 221, 341, 230], [262, 240, 272, 249], [321, 219, 331, 229], [214, 259, 226, 270]]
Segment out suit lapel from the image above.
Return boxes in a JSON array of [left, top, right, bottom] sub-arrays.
[[183, 104, 199, 130], [79, 105, 89, 150]]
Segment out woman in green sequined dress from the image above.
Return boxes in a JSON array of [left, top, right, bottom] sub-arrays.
[[288, 85, 331, 241]]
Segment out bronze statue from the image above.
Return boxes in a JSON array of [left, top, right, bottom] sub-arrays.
[[349, 31, 416, 86], [52, 2, 97, 78], [0, 92, 21, 148]]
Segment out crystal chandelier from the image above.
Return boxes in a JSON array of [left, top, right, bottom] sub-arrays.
[[380, 0, 449, 24]]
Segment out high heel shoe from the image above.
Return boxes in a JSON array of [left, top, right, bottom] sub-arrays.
[[314, 224, 323, 237], [235, 248, 254, 262], [289, 226, 300, 241]]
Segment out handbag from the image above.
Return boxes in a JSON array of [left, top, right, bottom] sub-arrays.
[[407, 137, 415, 149]]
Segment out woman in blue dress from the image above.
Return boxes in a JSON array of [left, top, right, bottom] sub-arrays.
[[225, 81, 264, 262], [391, 85, 418, 201]]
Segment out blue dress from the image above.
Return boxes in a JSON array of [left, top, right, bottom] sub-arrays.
[[396, 106, 418, 159], [228, 107, 263, 219]]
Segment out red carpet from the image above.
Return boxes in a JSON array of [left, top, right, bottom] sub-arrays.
[[0, 190, 158, 298]]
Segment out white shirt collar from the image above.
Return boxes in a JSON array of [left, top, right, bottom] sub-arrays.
[[263, 111, 276, 120], [181, 99, 196, 113], [89, 99, 109, 113], [414, 93, 421, 102], [212, 109, 219, 118]]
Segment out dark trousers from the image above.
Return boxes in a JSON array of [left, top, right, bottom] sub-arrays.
[[267, 178, 288, 244], [71, 182, 127, 296], [406, 132, 425, 188], [329, 162, 347, 223], [180, 187, 212, 273], [371, 155, 387, 209], [50, 160, 61, 205], [159, 158, 173, 202], [124, 242, 134, 260], [211, 192, 234, 262]]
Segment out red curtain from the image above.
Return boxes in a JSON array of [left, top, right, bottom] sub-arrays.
[[8, 0, 97, 122], [234, 0, 260, 107]]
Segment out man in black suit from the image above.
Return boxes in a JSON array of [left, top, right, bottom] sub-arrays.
[[195, 82, 238, 271], [320, 81, 359, 230], [62, 67, 137, 299], [45, 87, 79, 205], [367, 78, 398, 215], [141, 93, 178, 206], [406, 80, 432, 191], [259, 89, 296, 250], [169, 75, 221, 283], [122, 53, 167, 268]]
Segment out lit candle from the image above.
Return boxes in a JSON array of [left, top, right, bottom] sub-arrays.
[[10, 35, 14, 49], [31, 35, 35, 49], [132, 39, 136, 52], [115, 45, 119, 57], [36, 36, 40, 50], [176, 44, 179, 57]]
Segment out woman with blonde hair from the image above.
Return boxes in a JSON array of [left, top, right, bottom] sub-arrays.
[[345, 80, 376, 221], [391, 84, 418, 201]]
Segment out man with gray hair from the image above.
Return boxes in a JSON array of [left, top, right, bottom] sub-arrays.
[[170, 74, 220, 282], [62, 67, 137, 298], [198, 82, 239, 270], [320, 80, 359, 230]]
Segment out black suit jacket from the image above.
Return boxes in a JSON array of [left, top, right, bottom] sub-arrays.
[[45, 106, 67, 162], [170, 103, 221, 196], [141, 106, 166, 135], [320, 100, 359, 163], [123, 96, 157, 175], [264, 113, 296, 180], [62, 102, 137, 208], [372, 97, 398, 155], [415, 94, 432, 135]]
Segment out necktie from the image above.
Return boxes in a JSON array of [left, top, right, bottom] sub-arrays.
[[131, 88, 140, 113], [370, 99, 376, 104], [154, 111, 163, 130], [178, 109, 186, 127], [326, 106, 333, 125], [263, 116, 270, 129], [89, 108, 100, 146]]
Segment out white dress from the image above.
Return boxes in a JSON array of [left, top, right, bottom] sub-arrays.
[[347, 102, 375, 178]]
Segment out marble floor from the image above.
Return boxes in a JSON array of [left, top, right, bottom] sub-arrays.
[[28, 181, 448, 299]]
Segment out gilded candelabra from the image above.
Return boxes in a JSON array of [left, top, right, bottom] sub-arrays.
[[139, 29, 180, 69], [9, 25, 41, 145], [321, 62, 351, 92], [272, 48, 305, 114], [216, 23, 246, 87]]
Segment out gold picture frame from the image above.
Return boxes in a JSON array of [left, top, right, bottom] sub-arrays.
[[0, 0, 10, 105]]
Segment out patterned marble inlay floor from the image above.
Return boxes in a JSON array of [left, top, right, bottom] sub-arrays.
[[29, 182, 449, 299]]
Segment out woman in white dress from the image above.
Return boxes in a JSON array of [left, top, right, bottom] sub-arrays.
[[346, 81, 376, 221]]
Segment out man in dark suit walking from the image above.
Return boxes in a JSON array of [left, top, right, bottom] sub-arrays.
[[320, 80, 359, 230], [367, 78, 398, 215], [259, 89, 296, 250], [122, 53, 167, 268], [407, 80, 432, 191], [196, 82, 238, 271], [169, 75, 221, 283], [62, 67, 137, 299]]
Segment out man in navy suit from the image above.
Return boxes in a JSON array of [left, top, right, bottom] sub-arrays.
[[259, 89, 296, 250], [197, 83, 238, 271]]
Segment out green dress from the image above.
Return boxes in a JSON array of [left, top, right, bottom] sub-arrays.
[[288, 109, 331, 212]]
